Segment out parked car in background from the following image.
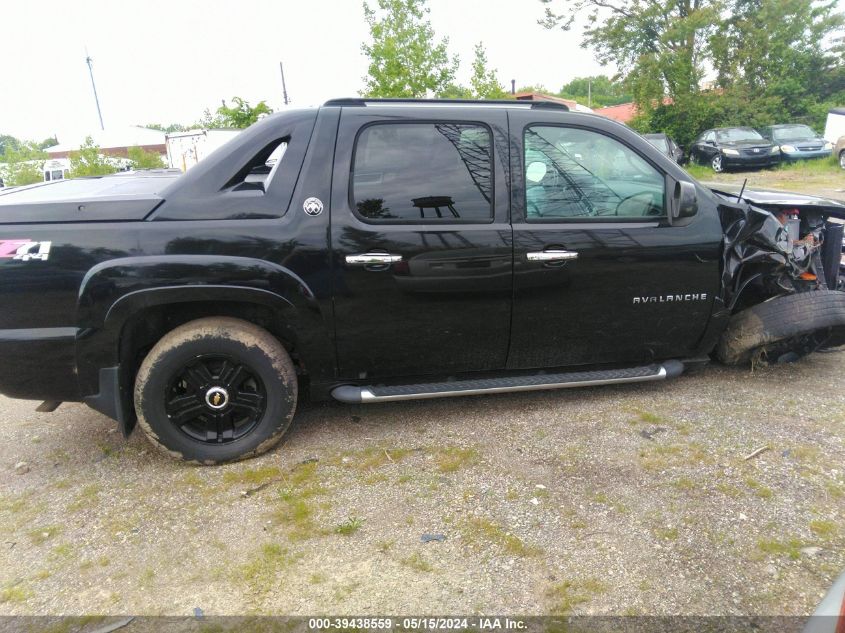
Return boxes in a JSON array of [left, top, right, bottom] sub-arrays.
[[643, 133, 684, 164], [836, 135, 845, 169], [689, 127, 780, 172], [759, 124, 833, 161]]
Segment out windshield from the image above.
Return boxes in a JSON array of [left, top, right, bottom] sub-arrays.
[[645, 136, 669, 152], [772, 125, 816, 141], [716, 128, 764, 142]]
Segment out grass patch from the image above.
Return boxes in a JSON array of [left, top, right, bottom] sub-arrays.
[[715, 481, 743, 498], [180, 470, 205, 487], [28, 525, 61, 545], [355, 446, 414, 471], [334, 516, 364, 536], [460, 517, 539, 557], [639, 442, 713, 472], [400, 552, 433, 572], [239, 543, 296, 588], [684, 163, 713, 180], [434, 447, 479, 473], [634, 410, 665, 425], [809, 519, 837, 539], [67, 484, 101, 512], [223, 465, 281, 486], [745, 477, 774, 500], [546, 578, 607, 615], [672, 477, 696, 491], [591, 491, 628, 513], [655, 526, 679, 541], [757, 538, 804, 560], [51, 543, 74, 559], [684, 155, 843, 197], [270, 462, 328, 540], [140, 567, 155, 587], [0, 494, 30, 514], [0, 583, 32, 604]]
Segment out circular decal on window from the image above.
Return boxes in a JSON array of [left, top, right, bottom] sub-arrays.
[[303, 197, 324, 216]]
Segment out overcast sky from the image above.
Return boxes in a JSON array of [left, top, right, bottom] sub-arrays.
[[1, 0, 608, 143]]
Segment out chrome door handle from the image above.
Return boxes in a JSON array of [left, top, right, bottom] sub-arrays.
[[526, 250, 578, 262], [346, 253, 403, 265]]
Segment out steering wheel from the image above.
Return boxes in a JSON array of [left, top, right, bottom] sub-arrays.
[[614, 191, 659, 216]]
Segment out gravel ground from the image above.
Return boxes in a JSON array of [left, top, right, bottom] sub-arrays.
[[1, 353, 844, 617]]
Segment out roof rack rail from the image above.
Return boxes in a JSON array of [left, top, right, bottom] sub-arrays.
[[323, 97, 569, 111]]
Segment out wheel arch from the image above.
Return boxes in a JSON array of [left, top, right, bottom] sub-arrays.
[[76, 256, 337, 433]]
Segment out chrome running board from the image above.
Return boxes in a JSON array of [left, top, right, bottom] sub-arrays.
[[331, 360, 684, 404]]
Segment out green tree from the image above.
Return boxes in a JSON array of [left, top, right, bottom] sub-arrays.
[[127, 146, 166, 170], [1, 142, 46, 186], [0, 134, 21, 157], [710, 0, 844, 117], [470, 42, 506, 99], [514, 84, 549, 94], [68, 137, 117, 178], [557, 75, 631, 107], [437, 83, 474, 99], [361, 0, 458, 97], [201, 97, 273, 129], [539, 0, 721, 108]]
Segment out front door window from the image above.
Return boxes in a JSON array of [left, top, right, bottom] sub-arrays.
[[524, 126, 665, 220]]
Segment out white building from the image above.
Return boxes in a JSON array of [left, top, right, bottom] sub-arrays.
[[166, 129, 242, 172]]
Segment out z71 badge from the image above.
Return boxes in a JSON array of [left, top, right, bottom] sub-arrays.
[[0, 240, 52, 262]]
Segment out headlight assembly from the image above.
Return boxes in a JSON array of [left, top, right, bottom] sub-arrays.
[[824, 142, 833, 150], [722, 148, 739, 156], [779, 145, 795, 152]]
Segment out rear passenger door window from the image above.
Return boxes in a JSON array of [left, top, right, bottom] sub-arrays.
[[524, 126, 665, 220], [352, 123, 493, 223]]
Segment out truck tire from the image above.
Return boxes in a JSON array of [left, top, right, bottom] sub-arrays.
[[717, 290, 845, 365], [134, 317, 297, 464]]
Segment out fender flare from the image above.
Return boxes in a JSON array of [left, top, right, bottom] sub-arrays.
[[75, 255, 335, 397]]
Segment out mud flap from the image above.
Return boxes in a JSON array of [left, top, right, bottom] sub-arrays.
[[83, 366, 136, 437]]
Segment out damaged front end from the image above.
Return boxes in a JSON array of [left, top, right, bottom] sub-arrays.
[[710, 187, 845, 364], [715, 188, 844, 310]]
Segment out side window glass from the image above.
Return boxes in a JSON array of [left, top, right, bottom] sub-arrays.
[[524, 126, 665, 220], [352, 123, 493, 222], [704, 131, 715, 143]]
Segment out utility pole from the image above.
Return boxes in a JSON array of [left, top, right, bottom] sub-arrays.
[[85, 49, 105, 130], [279, 62, 289, 105], [510, 79, 515, 95]]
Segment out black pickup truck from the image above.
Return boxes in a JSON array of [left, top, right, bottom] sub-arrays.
[[1, 98, 844, 464]]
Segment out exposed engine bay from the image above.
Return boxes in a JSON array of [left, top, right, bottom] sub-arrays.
[[713, 187, 845, 310]]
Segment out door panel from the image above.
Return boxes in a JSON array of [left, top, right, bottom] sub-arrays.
[[507, 111, 723, 370], [330, 108, 513, 380]]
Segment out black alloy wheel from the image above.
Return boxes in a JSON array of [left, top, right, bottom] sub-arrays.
[[135, 317, 297, 463], [165, 354, 266, 444]]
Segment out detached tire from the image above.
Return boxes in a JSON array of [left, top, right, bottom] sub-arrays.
[[134, 317, 297, 464], [717, 290, 845, 365]]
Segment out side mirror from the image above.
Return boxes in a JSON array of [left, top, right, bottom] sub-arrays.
[[705, 140, 716, 146], [671, 180, 698, 220]]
